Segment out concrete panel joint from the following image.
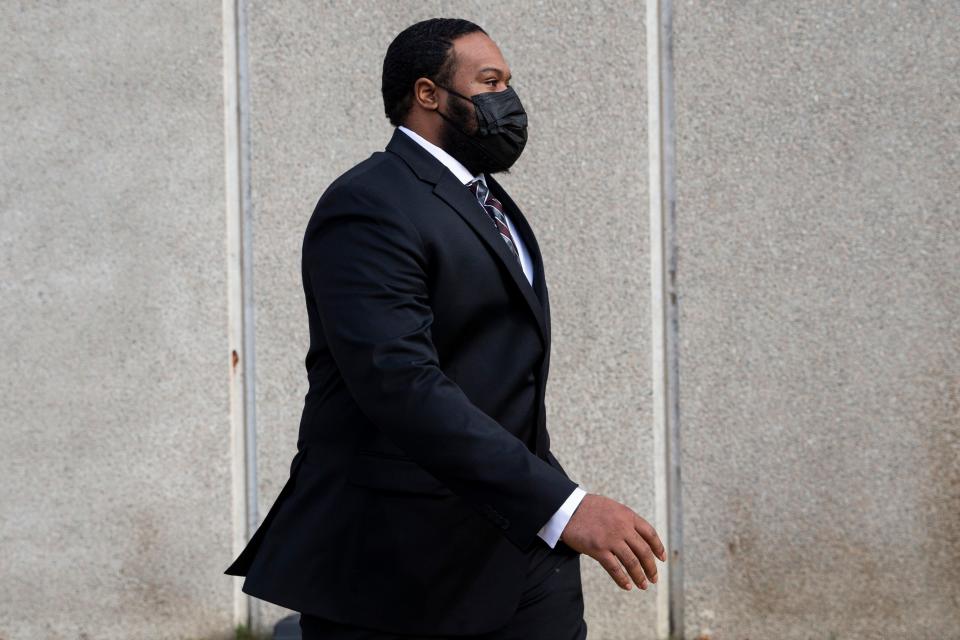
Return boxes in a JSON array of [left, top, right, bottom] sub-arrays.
[[223, 0, 259, 632], [647, 0, 684, 637]]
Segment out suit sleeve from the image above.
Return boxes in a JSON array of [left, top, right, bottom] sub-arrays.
[[303, 183, 577, 551]]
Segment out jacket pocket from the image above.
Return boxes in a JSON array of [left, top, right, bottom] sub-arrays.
[[346, 451, 456, 498]]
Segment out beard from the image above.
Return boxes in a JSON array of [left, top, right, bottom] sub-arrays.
[[437, 94, 512, 177]]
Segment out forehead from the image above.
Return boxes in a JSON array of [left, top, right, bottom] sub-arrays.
[[450, 31, 510, 76]]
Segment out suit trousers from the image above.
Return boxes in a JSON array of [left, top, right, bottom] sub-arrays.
[[298, 538, 588, 640]]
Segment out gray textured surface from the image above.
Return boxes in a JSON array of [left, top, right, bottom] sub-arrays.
[[246, 1, 656, 637], [0, 3, 232, 639], [673, 2, 960, 639]]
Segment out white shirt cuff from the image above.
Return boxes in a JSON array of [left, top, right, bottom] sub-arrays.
[[537, 486, 587, 549]]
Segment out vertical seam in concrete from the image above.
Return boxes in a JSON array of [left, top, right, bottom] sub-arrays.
[[647, 0, 684, 637], [224, 0, 258, 630]]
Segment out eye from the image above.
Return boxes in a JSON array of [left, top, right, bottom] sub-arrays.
[[486, 79, 498, 86]]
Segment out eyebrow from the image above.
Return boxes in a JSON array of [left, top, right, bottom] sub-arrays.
[[477, 66, 512, 81]]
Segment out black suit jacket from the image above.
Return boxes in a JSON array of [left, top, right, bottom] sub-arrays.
[[224, 127, 579, 636]]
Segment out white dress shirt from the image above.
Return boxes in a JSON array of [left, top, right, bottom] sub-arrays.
[[397, 125, 587, 548]]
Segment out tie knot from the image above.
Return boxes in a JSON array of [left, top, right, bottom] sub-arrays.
[[465, 177, 521, 265], [467, 178, 488, 202]]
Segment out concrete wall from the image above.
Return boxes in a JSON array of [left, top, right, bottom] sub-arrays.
[[2, 1, 957, 639], [0, 3, 233, 640], [673, 2, 960, 639]]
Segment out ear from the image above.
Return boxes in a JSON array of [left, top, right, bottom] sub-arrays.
[[413, 77, 439, 111]]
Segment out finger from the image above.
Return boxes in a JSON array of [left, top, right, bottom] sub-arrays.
[[624, 530, 659, 583], [596, 551, 633, 591], [634, 515, 667, 562], [612, 542, 648, 590]]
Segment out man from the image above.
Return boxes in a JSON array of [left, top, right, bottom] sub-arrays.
[[225, 18, 666, 640]]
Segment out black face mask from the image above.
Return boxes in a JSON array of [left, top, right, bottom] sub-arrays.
[[434, 84, 528, 175]]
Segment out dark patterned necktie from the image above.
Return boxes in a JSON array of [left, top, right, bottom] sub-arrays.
[[467, 178, 522, 265]]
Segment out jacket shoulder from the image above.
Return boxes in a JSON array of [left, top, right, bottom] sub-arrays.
[[316, 149, 419, 208], [303, 150, 424, 244]]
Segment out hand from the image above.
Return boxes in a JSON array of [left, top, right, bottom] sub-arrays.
[[559, 493, 667, 591]]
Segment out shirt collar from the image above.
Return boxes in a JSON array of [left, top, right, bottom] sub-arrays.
[[397, 125, 485, 187]]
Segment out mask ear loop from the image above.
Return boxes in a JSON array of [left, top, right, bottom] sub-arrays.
[[433, 83, 481, 132], [434, 83, 474, 103]]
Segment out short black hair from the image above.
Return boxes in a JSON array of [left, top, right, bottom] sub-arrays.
[[382, 18, 487, 127]]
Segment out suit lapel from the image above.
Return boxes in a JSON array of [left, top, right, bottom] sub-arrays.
[[484, 174, 551, 348], [386, 128, 548, 349], [433, 174, 548, 348]]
